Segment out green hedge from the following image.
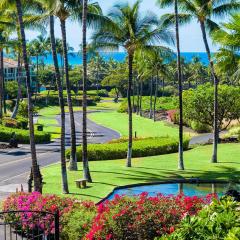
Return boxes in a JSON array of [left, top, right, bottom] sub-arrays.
[[0, 125, 51, 144], [66, 137, 189, 161]]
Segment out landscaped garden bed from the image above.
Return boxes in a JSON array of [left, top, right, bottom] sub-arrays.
[[0, 125, 51, 144], [66, 137, 190, 161], [2, 192, 215, 240]]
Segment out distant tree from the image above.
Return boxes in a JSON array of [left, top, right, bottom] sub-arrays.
[[93, 0, 174, 167], [182, 84, 240, 130]]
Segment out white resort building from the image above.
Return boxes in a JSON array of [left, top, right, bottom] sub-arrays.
[[3, 58, 35, 82]]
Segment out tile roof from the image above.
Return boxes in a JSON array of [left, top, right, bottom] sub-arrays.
[[3, 58, 18, 68]]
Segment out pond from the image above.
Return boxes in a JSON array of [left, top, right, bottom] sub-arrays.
[[106, 182, 236, 200]]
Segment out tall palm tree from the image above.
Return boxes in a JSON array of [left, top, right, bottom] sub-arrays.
[[15, 0, 42, 192], [157, 0, 186, 170], [82, 0, 92, 182], [93, 0, 174, 167], [39, 0, 78, 171], [158, 0, 240, 163], [49, 15, 69, 193], [213, 14, 240, 83], [174, 0, 184, 170]]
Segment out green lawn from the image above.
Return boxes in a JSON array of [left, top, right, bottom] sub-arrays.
[[37, 107, 61, 140], [42, 143, 240, 202], [88, 111, 193, 138]]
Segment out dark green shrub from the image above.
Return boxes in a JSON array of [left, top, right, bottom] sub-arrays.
[[0, 126, 50, 144], [190, 121, 211, 133], [161, 197, 240, 240], [118, 96, 177, 113], [97, 89, 109, 97], [18, 101, 38, 118], [66, 137, 189, 161], [16, 116, 28, 129], [61, 202, 97, 240], [34, 94, 96, 107]]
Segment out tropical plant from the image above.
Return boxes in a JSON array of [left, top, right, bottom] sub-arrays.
[[213, 14, 240, 85], [157, 0, 185, 170], [0, 0, 43, 192], [92, 0, 174, 167], [158, 0, 240, 163]]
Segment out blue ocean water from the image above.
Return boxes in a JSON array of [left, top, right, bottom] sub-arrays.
[[32, 52, 210, 66]]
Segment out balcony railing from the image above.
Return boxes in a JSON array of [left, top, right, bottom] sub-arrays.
[[4, 72, 36, 79]]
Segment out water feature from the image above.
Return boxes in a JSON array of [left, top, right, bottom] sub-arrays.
[[106, 182, 237, 200]]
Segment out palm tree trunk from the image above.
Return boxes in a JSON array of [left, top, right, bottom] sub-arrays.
[[0, 49, 4, 119], [136, 77, 140, 115], [82, 0, 92, 182], [200, 21, 219, 164], [12, 52, 22, 119], [175, 0, 184, 170], [162, 78, 165, 97], [16, 0, 42, 192], [50, 16, 69, 194], [132, 78, 135, 113], [153, 75, 158, 122], [60, 19, 78, 171], [126, 52, 133, 167], [139, 78, 143, 116], [149, 77, 153, 119]]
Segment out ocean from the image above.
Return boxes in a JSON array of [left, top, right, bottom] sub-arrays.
[[32, 52, 210, 66]]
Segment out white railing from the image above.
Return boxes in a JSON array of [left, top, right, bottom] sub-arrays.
[[4, 72, 36, 79]]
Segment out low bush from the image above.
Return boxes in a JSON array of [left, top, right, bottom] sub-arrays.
[[66, 137, 190, 161], [18, 101, 38, 118], [35, 94, 97, 107], [2, 192, 214, 240], [96, 89, 109, 97], [61, 202, 97, 240], [190, 121, 211, 133], [2, 117, 28, 130], [0, 125, 50, 144], [2, 117, 20, 129], [86, 193, 212, 240], [118, 96, 177, 113], [2, 192, 95, 240], [161, 197, 240, 240]]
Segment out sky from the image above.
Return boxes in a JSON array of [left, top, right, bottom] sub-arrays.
[[25, 0, 222, 52]]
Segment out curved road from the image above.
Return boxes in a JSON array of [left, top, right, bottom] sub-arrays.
[[0, 111, 120, 200]]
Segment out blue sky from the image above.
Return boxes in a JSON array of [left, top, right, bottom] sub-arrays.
[[25, 0, 222, 52]]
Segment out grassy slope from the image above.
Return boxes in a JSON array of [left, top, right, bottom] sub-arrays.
[[42, 143, 240, 202], [88, 111, 193, 138]]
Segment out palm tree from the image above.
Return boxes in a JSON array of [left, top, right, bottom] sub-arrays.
[[28, 36, 48, 99], [158, 0, 240, 163], [39, 0, 78, 171], [15, 0, 42, 192], [49, 15, 69, 193], [93, 0, 174, 167], [158, 0, 185, 169], [82, 0, 92, 182], [175, 0, 184, 170], [213, 14, 240, 83]]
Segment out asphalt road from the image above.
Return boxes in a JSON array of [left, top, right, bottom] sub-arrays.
[[0, 111, 120, 200]]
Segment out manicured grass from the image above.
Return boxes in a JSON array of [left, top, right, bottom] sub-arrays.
[[42, 143, 240, 202], [88, 111, 193, 138], [38, 107, 61, 140]]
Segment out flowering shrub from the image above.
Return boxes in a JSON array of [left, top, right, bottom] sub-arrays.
[[2, 192, 215, 240], [86, 193, 214, 240], [160, 197, 240, 240], [2, 192, 96, 239]]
